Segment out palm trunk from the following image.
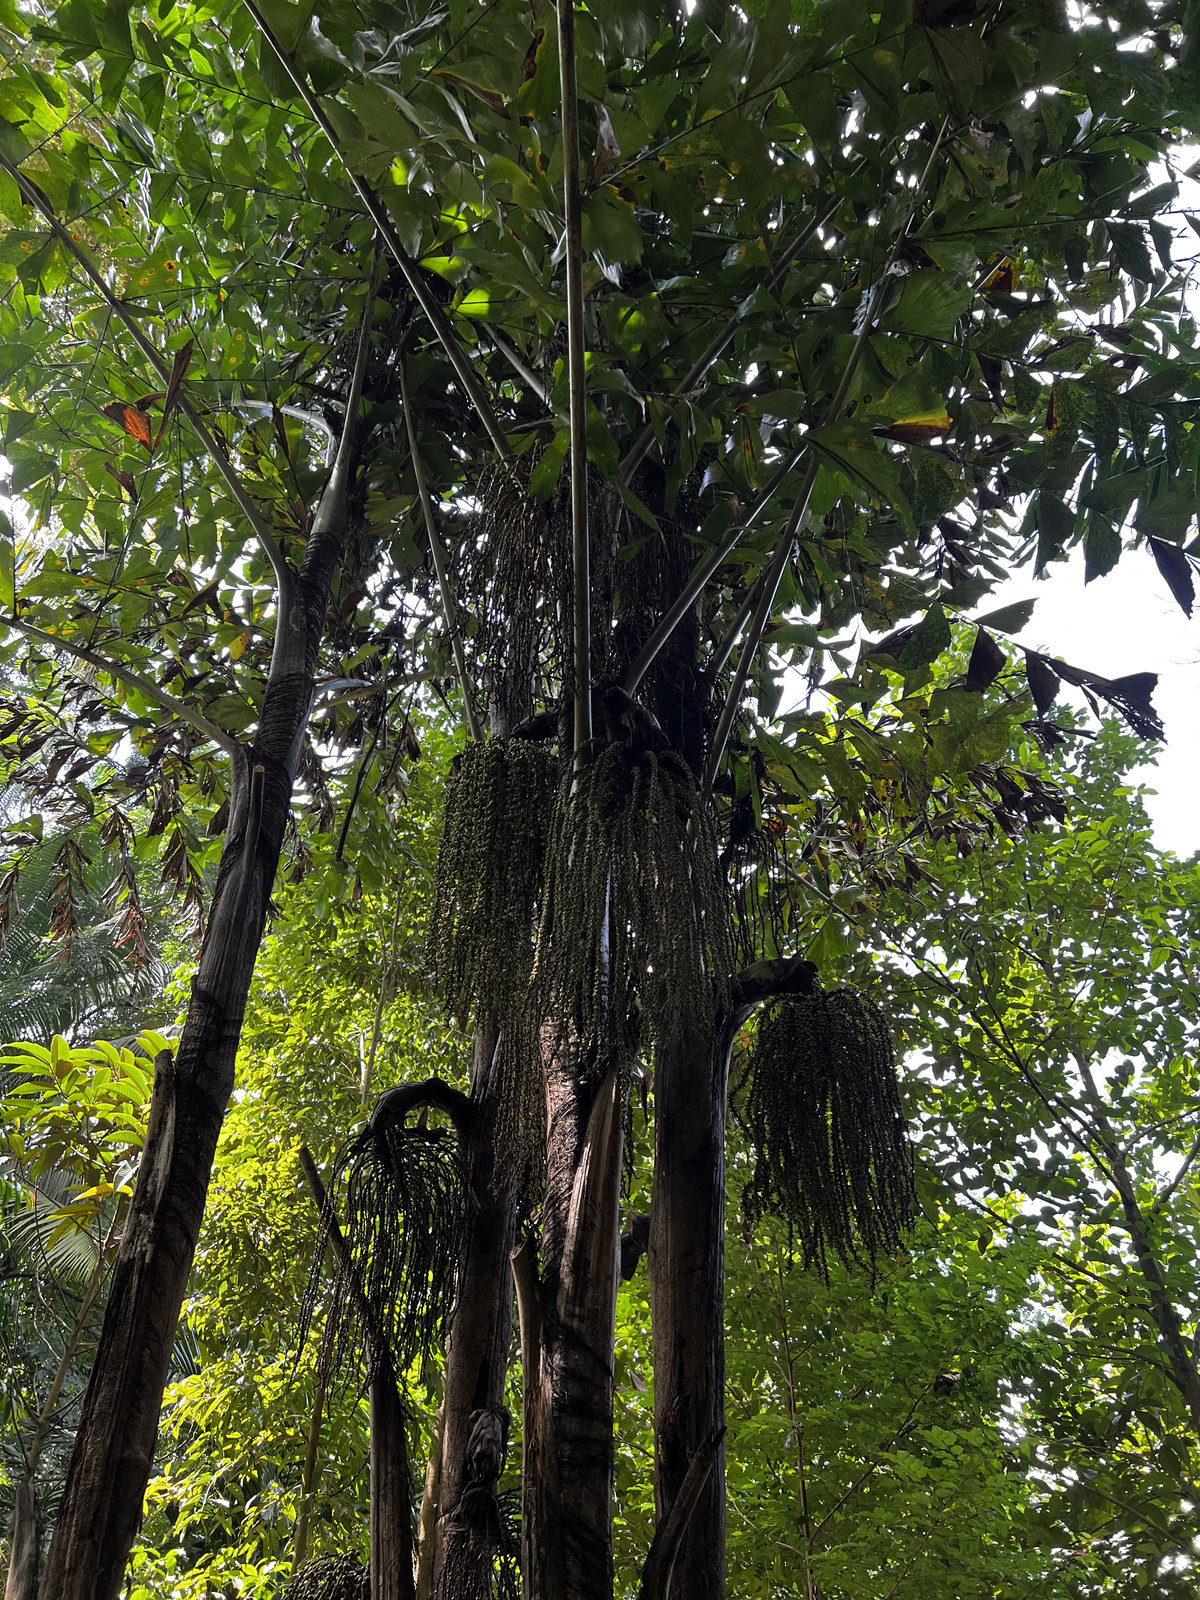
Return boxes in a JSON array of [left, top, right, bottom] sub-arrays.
[[430, 1027, 516, 1586], [649, 959, 816, 1600], [525, 1053, 624, 1600], [649, 1016, 731, 1600], [370, 1368, 415, 1600], [40, 287, 376, 1600]]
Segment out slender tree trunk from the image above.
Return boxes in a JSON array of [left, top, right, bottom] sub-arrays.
[[5, 1229, 109, 1600], [431, 1027, 516, 1586], [526, 1052, 624, 1600], [649, 959, 816, 1600], [41, 283, 375, 1598], [370, 1366, 415, 1600], [299, 1148, 416, 1600], [291, 1376, 326, 1571], [649, 1015, 731, 1600], [4, 1481, 40, 1600], [414, 1405, 443, 1600], [40, 717, 305, 1600]]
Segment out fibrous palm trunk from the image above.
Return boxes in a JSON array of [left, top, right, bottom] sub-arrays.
[[524, 1051, 625, 1600], [649, 1015, 730, 1600]]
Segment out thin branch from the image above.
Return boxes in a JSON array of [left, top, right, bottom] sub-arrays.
[[557, 0, 591, 754], [705, 118, 953, 785], [322, 248, 378, 510], [239, 0, 512, 462], [618, 196, 841, 485], [623, 450, 801, 695], [398, 360, 482, 742], [0, 152, 292, 595], [1150, 1127, 1200, 1219], [708, 584, 758, 683], [490, 330, 548, 402], [359, 894, 403, 1106], [290, 1373, 327, 1570], [5, 616, 244, 764], [705, 461, 817, 785], [638, 1427, 726, 1600]]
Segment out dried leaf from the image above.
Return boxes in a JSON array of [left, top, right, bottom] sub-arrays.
[[983, 257, 1014, 292], [592, 104, 621, 183], [104, 464, 138, 502], [155, 339, 194, 447], [432, 70, 508, 117], [874, 414, 953, 444], [272, 404, 291, 461], [176, 578, 222, 621], [102, 402, 153, 452]]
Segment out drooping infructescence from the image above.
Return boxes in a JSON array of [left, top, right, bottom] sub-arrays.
[[740, 986, 916, 1279]]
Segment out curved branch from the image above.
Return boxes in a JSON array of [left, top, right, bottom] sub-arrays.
[[729, 955, 819, 1031], [235, 400, 337, 468], [5, 616, 245, 767], [398, 360, 482, 743], [638, 1427, 727, 1600], [367, 1077, 476, 1141], [239, 0, 512, 462]]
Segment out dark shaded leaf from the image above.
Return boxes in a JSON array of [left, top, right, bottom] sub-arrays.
[[1024, 651, 1060, 717], [432, 70, 508, 118], [1149, 536, 1195, 617], [897, 602, 952, 671], [1105, 220, 1154, 282], [1035, 493, 1075, 574], [974, 600, 1034, 634], [964, 628, 1006, 691], [1084, 514, 1121, 583]]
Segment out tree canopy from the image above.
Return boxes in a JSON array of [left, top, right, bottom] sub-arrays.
[[2, 0, 1200, 1596]]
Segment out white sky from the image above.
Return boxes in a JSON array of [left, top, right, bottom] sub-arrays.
[[988, 551, 1199, 859]]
